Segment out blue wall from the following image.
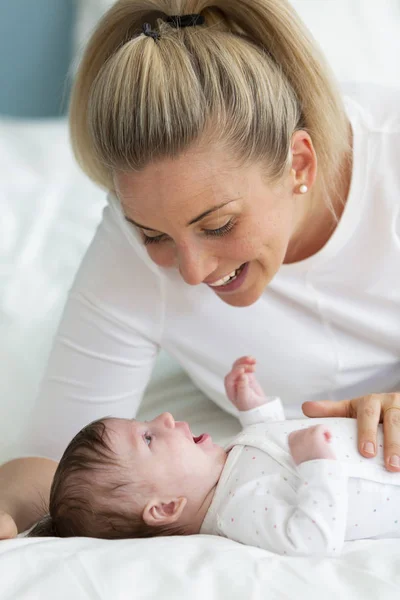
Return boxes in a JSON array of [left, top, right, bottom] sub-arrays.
[[0, 0, 75, 118]]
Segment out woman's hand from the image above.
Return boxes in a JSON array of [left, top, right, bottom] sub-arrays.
[[302, 392, 400, 472], [0, 510, 18, 540], [225, 356, 267, 412]]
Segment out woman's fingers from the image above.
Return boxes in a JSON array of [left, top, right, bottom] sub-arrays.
[[382, 396, 400, 472], [356, 395, 381, 459], [303, 392, 400, 472], [302, 399, 354, 419], [303, 396, 381, 457]]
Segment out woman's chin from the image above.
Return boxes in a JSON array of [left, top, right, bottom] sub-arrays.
[[217, 286, 263, 308]]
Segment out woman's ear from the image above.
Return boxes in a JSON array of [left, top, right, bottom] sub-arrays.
[[142, 497, 187, 527], [290, 130, 318, 191]]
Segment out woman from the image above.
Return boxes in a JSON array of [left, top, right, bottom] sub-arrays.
[[1, 0, 399, 539]]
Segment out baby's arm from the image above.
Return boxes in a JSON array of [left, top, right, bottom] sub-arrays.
[[274, 459, 348, 556], [283, 425, 348, 555], [222, 359, 348, 556], [225, 357, 285, 426], [217, 456, 348, 557]]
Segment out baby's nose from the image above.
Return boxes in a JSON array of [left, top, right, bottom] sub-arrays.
[[160, 412, 175, 428]]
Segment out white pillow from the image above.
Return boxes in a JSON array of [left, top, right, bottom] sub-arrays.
[[73, 0, 400, 86]]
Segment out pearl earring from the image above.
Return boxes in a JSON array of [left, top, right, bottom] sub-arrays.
[[299, 184, 308, 194]]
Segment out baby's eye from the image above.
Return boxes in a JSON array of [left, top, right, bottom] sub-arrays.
[[144, 433, 152, 446]]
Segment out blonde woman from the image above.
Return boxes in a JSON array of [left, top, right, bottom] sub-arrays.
[[1, 0, 399, 540]]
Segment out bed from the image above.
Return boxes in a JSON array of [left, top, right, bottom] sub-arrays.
[[1, 1, 400, 598]]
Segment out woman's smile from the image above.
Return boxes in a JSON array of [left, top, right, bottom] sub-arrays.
[[205, 262, 249, 293]]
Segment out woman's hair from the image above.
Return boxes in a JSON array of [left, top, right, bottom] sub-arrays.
[[28, 419, 186, 540], [69, 0, 350, 210]]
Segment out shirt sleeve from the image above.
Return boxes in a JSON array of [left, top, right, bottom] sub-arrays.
[[20, 203, 163, 461], [217, 459, 348, 557], [237, 397, 285, 427]]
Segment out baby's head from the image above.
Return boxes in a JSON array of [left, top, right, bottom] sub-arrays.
[[29, 413, 227, 539]]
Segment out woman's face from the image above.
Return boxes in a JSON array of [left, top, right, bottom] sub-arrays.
[[114, 136, 315, 307]]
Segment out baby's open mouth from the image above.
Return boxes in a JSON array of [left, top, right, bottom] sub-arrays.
[[193, 434, 207, 444]]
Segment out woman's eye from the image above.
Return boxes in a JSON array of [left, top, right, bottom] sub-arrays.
[[144, 433, 152, 446], [203, 219, 236, 238], [143, 233, 168, 246], [142, 219, 236, 246]]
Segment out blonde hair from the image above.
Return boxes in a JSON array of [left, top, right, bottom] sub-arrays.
[[69, 0, 350, 207]]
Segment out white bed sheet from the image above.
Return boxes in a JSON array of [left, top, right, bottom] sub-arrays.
[[1, 1, 400, 598], [1, 535, 399, 600]]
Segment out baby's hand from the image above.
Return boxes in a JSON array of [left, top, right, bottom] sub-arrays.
[[224, 356, 267, 412], [288, 425, 336, 465]]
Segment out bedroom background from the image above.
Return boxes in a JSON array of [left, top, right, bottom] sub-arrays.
[[1, 0, 400, 462], [1, 3, 400, 599]]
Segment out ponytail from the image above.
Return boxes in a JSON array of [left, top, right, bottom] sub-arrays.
[[70, 0, 350, 209]]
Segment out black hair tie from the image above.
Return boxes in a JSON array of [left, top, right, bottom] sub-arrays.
[[166, 14, 205, 28], [142, 22, 160, 41], [142, 14, 204, 43]]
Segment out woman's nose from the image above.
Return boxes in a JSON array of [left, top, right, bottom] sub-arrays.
[[177, 244, 217, 286]]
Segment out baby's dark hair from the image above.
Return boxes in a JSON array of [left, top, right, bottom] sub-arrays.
[[28, 418, 186, 540]]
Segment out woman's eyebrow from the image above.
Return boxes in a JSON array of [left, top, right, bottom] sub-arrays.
[[124, 199, 237, 231]]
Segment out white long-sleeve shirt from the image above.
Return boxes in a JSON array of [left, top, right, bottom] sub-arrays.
[[23, 83, 400, 461], [200, 401, 400, 556]]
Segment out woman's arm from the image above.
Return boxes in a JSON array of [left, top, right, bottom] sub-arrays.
[[2, 204, 163, 536], [0, 457, 57, 536], [22, 204, 163, 461]]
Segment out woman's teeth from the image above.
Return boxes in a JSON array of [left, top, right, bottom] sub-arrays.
[[209, 265, 244, 287]]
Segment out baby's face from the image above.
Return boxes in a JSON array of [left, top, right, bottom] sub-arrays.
[[104, 413, 227, 507]]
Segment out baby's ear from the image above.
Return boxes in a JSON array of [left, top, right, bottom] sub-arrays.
[[142, 497, 187, 526]]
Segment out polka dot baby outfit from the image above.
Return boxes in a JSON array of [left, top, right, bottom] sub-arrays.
[[200, 399, 400, 556]]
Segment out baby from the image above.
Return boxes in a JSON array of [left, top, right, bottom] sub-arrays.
[[29, 357, 400, 556]]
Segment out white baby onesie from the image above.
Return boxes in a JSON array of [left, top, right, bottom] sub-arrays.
[[200, 400, 400, 556]]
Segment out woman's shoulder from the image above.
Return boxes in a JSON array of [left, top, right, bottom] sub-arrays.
[[341, 81, 400, 133]]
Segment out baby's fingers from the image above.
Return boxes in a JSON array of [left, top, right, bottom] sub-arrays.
[[225, 358, 257, 404], [225, 366, 245, 400], [224, 371, 236, 402], [231, 356, 256, 373], [236, 372, 250, 405]]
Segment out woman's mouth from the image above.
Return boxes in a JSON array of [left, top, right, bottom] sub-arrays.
[[206, 263, 249, 293]]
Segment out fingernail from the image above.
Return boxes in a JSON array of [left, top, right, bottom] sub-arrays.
[[389, 455, 400, 468], [363, 442, 375, 455]]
